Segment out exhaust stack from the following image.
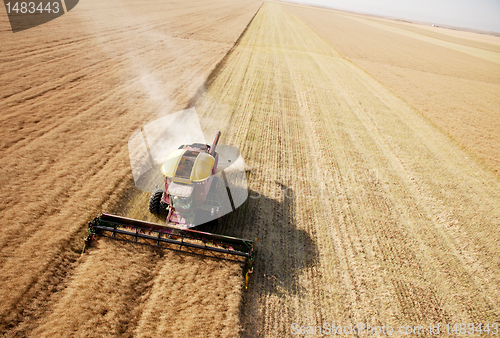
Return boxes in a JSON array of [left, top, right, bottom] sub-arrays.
[[210, 131, 221, 157]]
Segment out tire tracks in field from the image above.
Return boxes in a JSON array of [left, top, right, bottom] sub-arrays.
[[278, 6, 401, 325], [272, 6, 332, 328]]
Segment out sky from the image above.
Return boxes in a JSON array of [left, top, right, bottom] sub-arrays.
[[284, 0, 500, 33]]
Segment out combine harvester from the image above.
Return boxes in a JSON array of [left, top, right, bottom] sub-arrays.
[[83, 109, 255, 288]]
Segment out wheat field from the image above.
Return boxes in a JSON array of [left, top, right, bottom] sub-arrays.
[[0, 0, 261, 336], [1, 0, 499, 337]]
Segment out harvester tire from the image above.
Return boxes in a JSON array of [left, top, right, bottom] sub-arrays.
[[149, 189, 163, 215], [158, 201, 168, 219]]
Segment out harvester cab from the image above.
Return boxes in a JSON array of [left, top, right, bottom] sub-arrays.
[[149, 131, 224, 229]]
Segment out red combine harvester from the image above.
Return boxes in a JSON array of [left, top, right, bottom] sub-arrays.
[[83, 131, 255, 289], [148, 131, 223, 229]]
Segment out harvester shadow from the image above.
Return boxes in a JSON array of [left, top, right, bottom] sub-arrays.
[[198, 184, 319, 299]]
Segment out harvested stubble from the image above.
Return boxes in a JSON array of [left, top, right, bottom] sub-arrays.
[[287, 4, 500, 175], [191, 2, 500, 336]]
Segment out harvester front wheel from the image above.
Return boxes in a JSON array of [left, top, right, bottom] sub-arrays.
[[149, 189, 163, 215], [158, 201, 169, 219]]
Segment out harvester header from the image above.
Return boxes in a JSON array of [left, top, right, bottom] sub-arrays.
[[84, 213, 254, 264]]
